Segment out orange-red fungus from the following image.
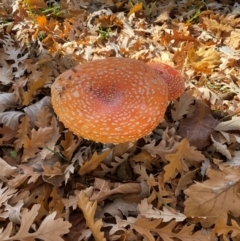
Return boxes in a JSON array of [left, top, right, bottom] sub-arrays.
[[51, 57, 169, 143], [147, 62, 185, 101]]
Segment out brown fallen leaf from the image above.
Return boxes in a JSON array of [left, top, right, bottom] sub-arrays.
[[79, 149, 112, 175], [164, 138, 204, 182], [177, 100, 218, 150], [184, 166, 240, 227], [212, 218, 240, 241], [90, 178, 142, 202], [77, 191, 106, 241], [0, 204, 71, 241], [22, 127, 53, 162]]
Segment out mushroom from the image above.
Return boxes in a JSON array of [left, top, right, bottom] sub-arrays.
[[147, 62, 185, 101], [51, 57, 169, 143]]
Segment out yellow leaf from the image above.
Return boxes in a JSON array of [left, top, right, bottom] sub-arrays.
[[128, 2, 143, 17], [23, 78, 47, 106], [77, 191, 106, 241], [186, 47, 221, 73], [79, 149, 111, 175]]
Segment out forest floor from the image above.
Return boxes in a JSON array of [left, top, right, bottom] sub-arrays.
[[0, 0, 240, 240]]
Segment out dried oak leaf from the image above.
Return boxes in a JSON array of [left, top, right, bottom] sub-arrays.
[[0, 204, 71, 241], [177, 100, 218, 150], [79, 149, 111, 175], [212, 218, 240, 241], [0, 93, 16, 112], [0, 183, 17, 206], [184, 166, 240, 227], [164, 138, 204, 182], [22, 127, 53, 162], [0, 125, 16, 145], [215, 116, 240, 131], [23, 78, 47, 106], [61, 131, 81, 160], [118, 217, 209, 241], [138, 199, 186, 222], [9, 165, 40, 188], [77, 191, 106, 241], [211, 135, 232, 159], [171, 90, 195, 121], [90, 178, 142, 202], [14, 115, 31, 151]]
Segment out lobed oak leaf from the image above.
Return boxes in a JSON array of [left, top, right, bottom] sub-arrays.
[[79, 149, 111, 175], [35, 106, 52, 128], [0, 183, 17, 206], [171, 90, 195, 121], [14, 115, 31, 151], [163, 138, 188, 182], [22, 127, 53, 162], [49, 187, 64, 216], [118, 216, 209, 241], [23, 78, 47, 106], [9, 165, 40, 188], [90, 178, 142, 202], [184, 166, 240, 227], [40, 117, 61, 160], [24, 96, 51, 126], [138, 198, 186, 222], [42, 162, 63, 178], [77, 191, 106, 241], [212, 218, 240, 241], [0, 57, 13, 85], [0, 204, 72, 241], [61, 131, 81, 160]]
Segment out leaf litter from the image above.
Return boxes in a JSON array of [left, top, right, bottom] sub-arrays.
[[0, 0, 240, 240]]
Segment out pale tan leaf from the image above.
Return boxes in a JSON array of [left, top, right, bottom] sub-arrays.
[[77, 191, 106, 241], [211, 135, 232, 159], [0, 157, 16, 181], [138, 199, 186, 222], [0, 204, 71, 241]]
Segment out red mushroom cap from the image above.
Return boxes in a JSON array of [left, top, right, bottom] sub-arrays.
[[51, 57, 168, 143], [147, 62, 185, 101]]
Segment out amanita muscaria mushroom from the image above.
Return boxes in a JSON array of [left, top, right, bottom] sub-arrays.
[[147, 62, 185, 101], [51, 57, 184, 143]]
